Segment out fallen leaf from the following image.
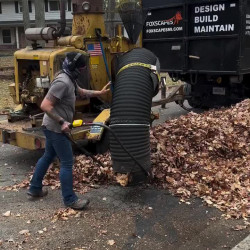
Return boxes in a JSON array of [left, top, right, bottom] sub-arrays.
[[107, 240, 115, 246], [116, 174, 129, 186], [204, 199, 213, 205], [52, 208, 78, 222], [75, 212, 81, 218], [7, 238, 14, 243], [19, 230, 30, 235], [2, 211, 11, 217], [233, 225, 247, 231]]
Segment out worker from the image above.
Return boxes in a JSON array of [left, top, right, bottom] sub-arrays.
[[27, 52, 111, 210]]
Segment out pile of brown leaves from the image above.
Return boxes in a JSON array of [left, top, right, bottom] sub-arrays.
[[2, 100, 249, 219], [0, 155, 115, 193], [43, 154, 115, 195], [151, 99, 249, 219], [44, 99, 250, 218]]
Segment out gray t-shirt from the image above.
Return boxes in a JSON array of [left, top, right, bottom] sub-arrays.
[[42, 73, 76, 133]]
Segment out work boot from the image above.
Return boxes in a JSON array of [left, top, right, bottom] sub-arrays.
[[68, 198, 90, 210], [27, 188, 48, 198]]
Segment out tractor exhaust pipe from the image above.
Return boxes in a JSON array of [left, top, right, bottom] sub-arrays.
[[25, 0, 66, 42]]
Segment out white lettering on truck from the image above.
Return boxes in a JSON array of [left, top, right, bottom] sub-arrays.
[[194, 15, 219, 23], [193, 3, 236, 34], [195, 4, 225, 13], [146, 20, 173, 27], [194, 24, 234, 33]]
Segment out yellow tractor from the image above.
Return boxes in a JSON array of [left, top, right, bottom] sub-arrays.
[[0, 0, 184, 156], [0, 0, 140, 151]]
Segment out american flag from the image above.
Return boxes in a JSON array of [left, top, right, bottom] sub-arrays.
[[87, 43, 102, 56]]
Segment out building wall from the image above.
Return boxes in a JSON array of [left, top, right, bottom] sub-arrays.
[[0, 1, 34, 22], [0, 1, 73, 22], [0, 0, 73, 49]]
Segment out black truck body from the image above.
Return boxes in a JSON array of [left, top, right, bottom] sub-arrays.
[[142, 0, 250, 107]]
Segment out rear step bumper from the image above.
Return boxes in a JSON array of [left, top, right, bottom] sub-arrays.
[[0, 126, 90, 150], [0, 128, 45, 150]]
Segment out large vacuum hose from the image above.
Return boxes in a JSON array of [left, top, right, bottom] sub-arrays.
[[110, 48, 160, 184]]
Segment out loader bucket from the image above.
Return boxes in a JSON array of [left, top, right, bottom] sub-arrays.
[[118, 0, 147, 44]]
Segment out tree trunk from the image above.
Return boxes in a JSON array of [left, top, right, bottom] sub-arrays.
[[22, 0, 31, 46], [35, 0, 45, 27], [22, 0, 30, 30], [105, 0, 116, 36], [110, 0, 116, 36]]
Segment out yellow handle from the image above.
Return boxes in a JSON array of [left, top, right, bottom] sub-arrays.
[[72, 120, 83, 128]]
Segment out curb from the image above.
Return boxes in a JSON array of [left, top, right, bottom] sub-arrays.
[[231, 234, 250, 250]]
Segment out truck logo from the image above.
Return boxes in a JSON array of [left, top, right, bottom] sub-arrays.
[[166, 11, 183, 25], [146, 11, 183, 27]]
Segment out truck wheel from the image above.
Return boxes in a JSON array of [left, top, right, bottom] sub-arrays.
[[188, 98, 209, 109], [187, 98, 201, 108]]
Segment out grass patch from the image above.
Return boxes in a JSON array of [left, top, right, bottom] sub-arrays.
[[0, 55, 14, 68]]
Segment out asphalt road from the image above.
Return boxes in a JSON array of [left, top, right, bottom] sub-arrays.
[[0, 102, 249, 250]]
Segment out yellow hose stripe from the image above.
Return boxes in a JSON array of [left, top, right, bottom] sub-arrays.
[[117, 62, 160, 81]]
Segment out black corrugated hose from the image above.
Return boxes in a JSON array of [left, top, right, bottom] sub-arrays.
[[110, 48, 160, 185], [67, 123, 149, 176]]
